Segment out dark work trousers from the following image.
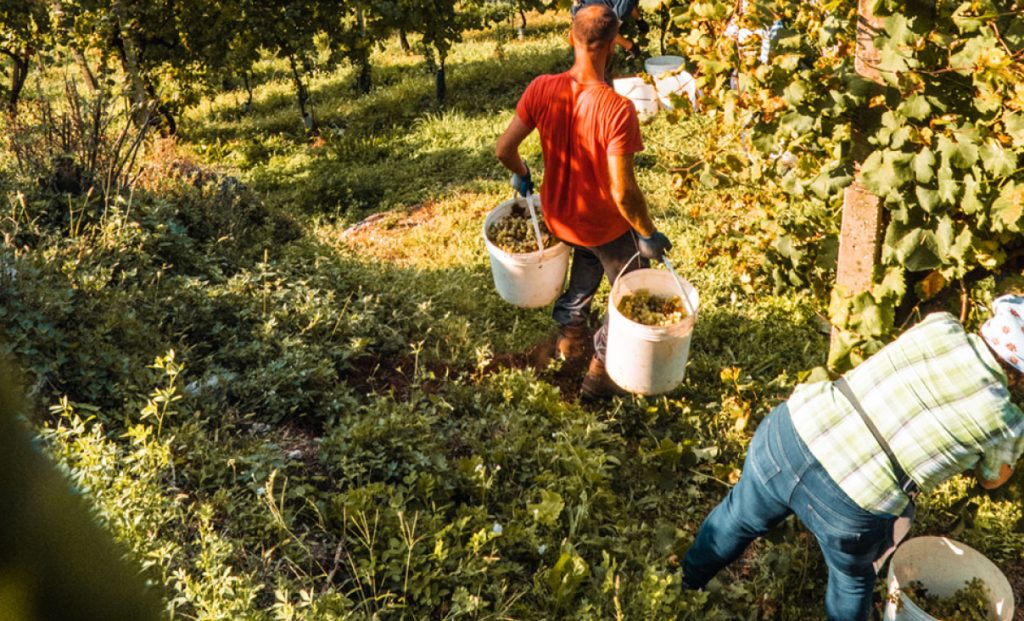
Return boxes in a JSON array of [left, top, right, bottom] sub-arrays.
[[552, 229, 648, 361]]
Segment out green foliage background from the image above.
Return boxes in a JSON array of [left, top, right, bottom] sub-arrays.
[[651, 0, 1024, 369]]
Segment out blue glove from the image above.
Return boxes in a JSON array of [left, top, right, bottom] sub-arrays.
[[511, 166, 534, 197], [638, 231, 672, 262]]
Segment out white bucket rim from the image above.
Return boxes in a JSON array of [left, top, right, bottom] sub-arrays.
[[887, 536, 1015, 621], [646, 55, 686, 78], [483, 198, 570, 263], [610, 268, 699, 336], [646, 54, 685, 66]]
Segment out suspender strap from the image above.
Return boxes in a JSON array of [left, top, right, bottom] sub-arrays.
[[834, 377, 920, 496]]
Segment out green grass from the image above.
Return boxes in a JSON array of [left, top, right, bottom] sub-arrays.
[[2, 8, 1023, 621]]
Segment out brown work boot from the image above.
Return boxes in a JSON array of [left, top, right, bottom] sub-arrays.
[[580, 356, 626, 401], [555, 324, 591, 362]]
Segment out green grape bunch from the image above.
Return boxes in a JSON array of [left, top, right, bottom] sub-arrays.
[[488, 210, 556, 254], [900, 577, 992, 621], [617, 289, 688, 326]]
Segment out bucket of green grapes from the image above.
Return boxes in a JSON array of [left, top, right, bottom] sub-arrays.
[[483, 194, 569, 308], [883, 537, 1014, 621], [606, 257, 699, 395]]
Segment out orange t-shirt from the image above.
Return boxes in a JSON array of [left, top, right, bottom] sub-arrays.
[[515, 72, 645, 247]]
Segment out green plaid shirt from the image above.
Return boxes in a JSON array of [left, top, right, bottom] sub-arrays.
[[789, 312, 1024, 515]]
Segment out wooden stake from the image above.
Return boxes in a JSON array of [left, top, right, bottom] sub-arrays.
[[830, 0, 886, 352]]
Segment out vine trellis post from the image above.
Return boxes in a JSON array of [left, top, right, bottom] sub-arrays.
[[830, 0, 886, 354]]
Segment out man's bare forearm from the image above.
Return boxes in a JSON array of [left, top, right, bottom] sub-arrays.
[[609, 154, 656, 237], [496, 116, 533, 177], [615, 184, 655, 237], [497, 147, 528, 177]]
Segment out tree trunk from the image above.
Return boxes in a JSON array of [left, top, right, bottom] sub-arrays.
[[4, 51, 29, 116], [110, 0, 151, 128], [399, 29, 411, 53], [355, 7, 371, 93], [71, 46, 99, 92], [517, 8, 527, 40], [242, 72, 253, 113], [288, 54, 317, 134], [830, 0, 886, 355], [356, 56, 372, 94], [435, 51, 446, 103], [659, 5, 670, 55]]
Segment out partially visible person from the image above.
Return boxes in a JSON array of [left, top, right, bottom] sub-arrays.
[[495, 4, 672, 399], [0, 360, 162, 621], [571, 0, 647, 60], [681, 298, 1024, 621]]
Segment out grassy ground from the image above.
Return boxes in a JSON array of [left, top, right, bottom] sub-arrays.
[[2, 9, 1023, 621]]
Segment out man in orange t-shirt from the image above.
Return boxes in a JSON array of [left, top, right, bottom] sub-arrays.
[[495, 4, 672, 399]]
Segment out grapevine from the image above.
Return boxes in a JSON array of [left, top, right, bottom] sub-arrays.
[[651, 0, 1024, 369]]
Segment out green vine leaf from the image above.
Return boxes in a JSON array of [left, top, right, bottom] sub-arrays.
[[900, 94, 931, 121], [915, 185, 939, 213], [937, 133, 980, 170], [912, 146, 935, 184], [980, 139, 1017, 177], [861, 149, 912, 197], [991, 182, 1024, 233], [527, 489, 564, 526]]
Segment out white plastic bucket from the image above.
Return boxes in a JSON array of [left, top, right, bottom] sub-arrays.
[[483, 196, 570, 309], [654, 71, 697, 110], [606, 265, 699, 395], [645, 55, 685, 79], [883, 536, 1014, 621], [613, 77, 659, 122], [645, 55, 696, 110]]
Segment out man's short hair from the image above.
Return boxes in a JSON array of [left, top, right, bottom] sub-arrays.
[[572, 3, 619, 50]]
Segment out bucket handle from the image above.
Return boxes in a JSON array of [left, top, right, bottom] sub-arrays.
[[663, 256, 698, 319], [524, 193, 546, 259], [614, 251, 697, 319]]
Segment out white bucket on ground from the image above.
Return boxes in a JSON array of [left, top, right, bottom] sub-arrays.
[[613, 77, 659, 122], [483, 196, 570, 309], [606, 267, 699, 395], [883, 536, 1014, 621], [645, 55, 696, 110], [654, 72, 697, 110]]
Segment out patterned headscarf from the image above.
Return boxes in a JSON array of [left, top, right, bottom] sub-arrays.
[[980, 294, 1024, 375]]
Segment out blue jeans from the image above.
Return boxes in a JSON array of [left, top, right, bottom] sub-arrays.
[[682, 405, 895, 621], [552, 229, 647, 361]]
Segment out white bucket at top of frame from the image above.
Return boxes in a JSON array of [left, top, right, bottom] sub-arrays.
[[613, 77, 659, 122], [883, 536, 1014, 621], [645, 55, 685, 78], [606, 263, 699, 395], [482, 195, 570, 309]]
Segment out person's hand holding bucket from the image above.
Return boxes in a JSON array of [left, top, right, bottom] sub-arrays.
[[638, 230, 672, 262]]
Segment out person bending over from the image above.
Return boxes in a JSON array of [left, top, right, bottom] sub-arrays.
[[682, 297, 1024, 621]]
